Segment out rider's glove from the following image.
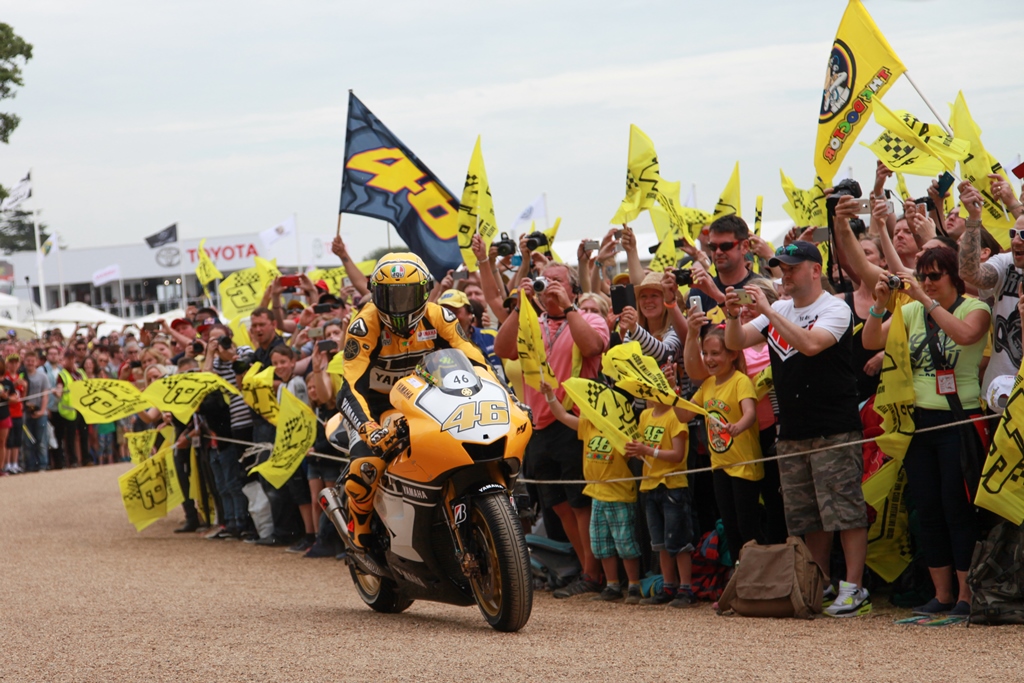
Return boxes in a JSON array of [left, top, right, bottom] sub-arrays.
[[358, 419, 402, 459]]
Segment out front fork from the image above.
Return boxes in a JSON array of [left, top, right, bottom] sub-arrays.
[[441, 473, 518, 580]]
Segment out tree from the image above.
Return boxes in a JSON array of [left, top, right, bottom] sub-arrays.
[[363, 243, 408, 262], [0, 209, 47, 253], [0, 23, 33, 200]]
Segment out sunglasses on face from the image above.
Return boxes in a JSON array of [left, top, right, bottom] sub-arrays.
[[914, 272, 945, 282], [1010, 229, 1023, 241], [708, 241, 738, 252]]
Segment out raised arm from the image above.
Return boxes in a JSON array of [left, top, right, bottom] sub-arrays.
[[958, 181, 1000, 290], [331, 236, 368, 296]]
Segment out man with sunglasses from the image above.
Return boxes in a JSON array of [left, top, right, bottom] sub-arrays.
[[689, 216, 768, 318], [958, 180, 1024, 404], [724, 236, 869, 618]]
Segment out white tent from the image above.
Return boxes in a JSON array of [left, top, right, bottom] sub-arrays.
[[133, 308, 187, 326], [0, 320, 38, 340], [34, 302, 127, 326], [0, 293, 21, 322]]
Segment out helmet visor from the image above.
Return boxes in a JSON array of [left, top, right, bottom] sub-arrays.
[[373, 282, 429, 316]]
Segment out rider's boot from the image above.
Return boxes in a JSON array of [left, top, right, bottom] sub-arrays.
[[343, 456, 385, 550]]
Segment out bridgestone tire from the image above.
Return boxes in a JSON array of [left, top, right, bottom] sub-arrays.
[[468, 492, 533, 632], [349, 565, 414, 614]]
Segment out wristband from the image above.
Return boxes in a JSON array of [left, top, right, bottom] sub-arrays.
[[664, 301, 677, 309], [868, 306, 886, 319], [1009, 203, 1023, 212], [652, 448, 660, 460]]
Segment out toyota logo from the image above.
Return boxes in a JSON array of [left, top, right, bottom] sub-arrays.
[[156, 246, 181, 267]]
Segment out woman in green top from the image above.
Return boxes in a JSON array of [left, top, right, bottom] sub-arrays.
[[863, 246, 991, 618]]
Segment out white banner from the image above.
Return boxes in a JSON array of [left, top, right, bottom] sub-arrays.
[[92, 264, 121, 287], [1, 172, 32, 212], [259, 215, 295, 249], [509, 193, 546, 236]]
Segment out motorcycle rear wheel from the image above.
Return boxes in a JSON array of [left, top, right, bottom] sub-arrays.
[[467, 492, 533, 632], [349, 565, 414, 614]]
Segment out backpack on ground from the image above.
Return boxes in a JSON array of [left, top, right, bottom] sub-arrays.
[[967, 522, 1024, 625], [718, 536, 825, 619], [526, 534, 581, 590]]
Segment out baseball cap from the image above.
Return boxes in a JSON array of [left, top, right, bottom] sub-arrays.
[[196, 317, 218, 333], [170, 318, 193, 331], [314, 279, 329, 292], [438, 289, 470, 309], [768, 241, 823, 268], [611, 272, 632, 286]]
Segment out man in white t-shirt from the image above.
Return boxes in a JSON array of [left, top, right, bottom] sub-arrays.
[[958, 181, 1024, 400], [723, 238, 871, 618]]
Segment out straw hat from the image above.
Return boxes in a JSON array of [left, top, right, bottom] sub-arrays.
[[634, 271, 666, 297]]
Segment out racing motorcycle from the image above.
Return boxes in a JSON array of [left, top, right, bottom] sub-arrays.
[[320, 349, 534, 632]]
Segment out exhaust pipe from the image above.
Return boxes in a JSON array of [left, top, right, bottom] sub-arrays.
[[319, 487, 351, 543]]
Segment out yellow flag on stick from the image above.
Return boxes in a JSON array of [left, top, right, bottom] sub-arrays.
[[228, 315, 254, 349], [753, 366, 774, 401], [69, 379, 155, 424], [602, 342, 708, 416], [864, 295, 915, 508], [516, 299, 557, 391], [611, 124, 662, 224], [118, 447, 184, 531], [195, 239, 223, 295], [895, 172, 912, 201], [241, 362, 279, 425], [142, 372, 239, 424], [815, 0, 905, 185], [868, 98, 969, 174], [711, 162, 741, 222], [951, 91, 1017, 249], [865, 466, 913, 582], [651, 180, 708, 246], [457, 136, 500, 273], [975, 360, 1024, 524], [563, 378, 641, 454], [254, 256, 282, 304], [125, 430, 159, 464], [220, 267, 264, 321], [251, 388, 318, 489], [753, 196, 763, 236], [305, 265, 348, 297], [780, 170, 813, 227]]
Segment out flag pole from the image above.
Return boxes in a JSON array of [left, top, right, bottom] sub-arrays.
[[179, 227, 188, 313], [32, 207, 47, 312], [293, 212, 301, 273], [55, 232, 66, 308], [903, 71, 953, 136], [335, 213, 342, 238], [118, 275, 127, 319]]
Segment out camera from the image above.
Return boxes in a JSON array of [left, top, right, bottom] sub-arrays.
[[192, 341, 205, 355], [532, 276, 549, 292], [494, 232, 516, 257], [886, 274, 905, 291], [674, 270, 694, 287], [825, 178, 863, 223], [232, 353, 255, 376], [217, 336, 233, 350], [525, 231, 548, 251]]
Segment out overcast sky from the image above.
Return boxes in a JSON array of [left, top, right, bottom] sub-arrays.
[[1, 0, 1022, 261]]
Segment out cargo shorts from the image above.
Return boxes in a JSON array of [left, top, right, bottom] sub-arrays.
[[776, 431, 868, 536]]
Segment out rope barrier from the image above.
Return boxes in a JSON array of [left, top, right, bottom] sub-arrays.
[[517, 412, 1001, 486], [210, 434, 351, 465]]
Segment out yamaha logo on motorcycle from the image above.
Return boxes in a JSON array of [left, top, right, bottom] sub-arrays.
[[320, 349, 535, 632]]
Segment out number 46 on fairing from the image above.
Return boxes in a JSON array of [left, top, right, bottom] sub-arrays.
[[441, 400, 510, 434]]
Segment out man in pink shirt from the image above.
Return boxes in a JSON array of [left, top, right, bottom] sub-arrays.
[[495, 262, 609, 597]]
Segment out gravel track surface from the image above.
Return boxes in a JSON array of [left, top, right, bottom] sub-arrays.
[[2, 464, 1023, 682]]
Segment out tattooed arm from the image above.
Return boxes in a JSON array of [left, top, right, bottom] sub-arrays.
[[957, 182, 1000, 290]]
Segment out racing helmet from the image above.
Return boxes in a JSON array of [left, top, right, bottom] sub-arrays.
[[370, 253, 433, 337]]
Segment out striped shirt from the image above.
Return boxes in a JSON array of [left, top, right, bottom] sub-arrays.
[[622, 324, 680, 365], [212, 356, 253, 431]]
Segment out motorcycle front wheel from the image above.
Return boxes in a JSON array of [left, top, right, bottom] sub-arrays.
[[349, 565, 414, 614], [467, 492, 533, 632]]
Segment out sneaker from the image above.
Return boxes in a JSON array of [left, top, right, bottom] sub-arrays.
[[669, 589, 695, 608], [912, 598, 955, 616], [205, 526, 226, 540], [552, 576, 602, 599], [624, 585, 643, 605], [639, 589, 675, 606], [286, 537, 315, 554], [591, 585, 624, 602], [823, 584, 838, 608], [824, 580, 872, 617], [949, 601, 971, 617]]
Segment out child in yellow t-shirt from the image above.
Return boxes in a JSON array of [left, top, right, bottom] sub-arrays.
[[624, 374, 692, 607], [542, 382, 643, 604], [681, 322, 764, 564]]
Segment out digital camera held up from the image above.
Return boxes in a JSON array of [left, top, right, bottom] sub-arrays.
[[525, 231, 549, 251], [493, 232, 516, 257]]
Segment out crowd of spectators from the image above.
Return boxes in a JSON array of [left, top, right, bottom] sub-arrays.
[[4, 166, 1023, 619]]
